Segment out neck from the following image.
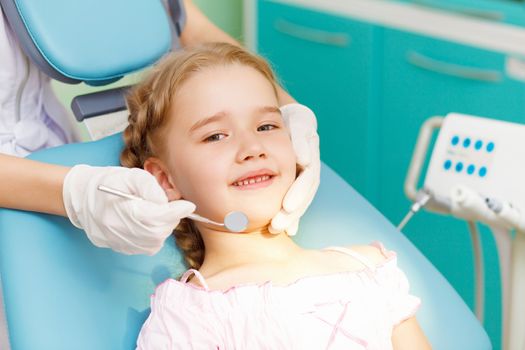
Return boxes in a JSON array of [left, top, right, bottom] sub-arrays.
[[196, 223, 302, 275]]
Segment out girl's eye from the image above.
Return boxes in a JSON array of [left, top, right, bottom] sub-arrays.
[[204, 133, 227, 142], [258, 124, 278, 132]]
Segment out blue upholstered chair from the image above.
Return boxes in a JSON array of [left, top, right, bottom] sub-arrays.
[[0, 134, 491, 349]]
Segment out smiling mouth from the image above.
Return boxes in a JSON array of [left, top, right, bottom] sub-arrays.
[[231, 174, 275, 190]]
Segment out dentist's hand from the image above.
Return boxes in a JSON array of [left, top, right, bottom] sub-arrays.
[[270, 103, 321, 236], [63, 165, 196, 255]]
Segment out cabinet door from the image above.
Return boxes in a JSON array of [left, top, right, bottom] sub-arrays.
[[379, 27, 524, 348], [257, 0, 376, 197], [397, 0, 525, 26]]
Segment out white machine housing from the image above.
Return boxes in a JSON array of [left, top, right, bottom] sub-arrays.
[[424, 113, 525, 211]]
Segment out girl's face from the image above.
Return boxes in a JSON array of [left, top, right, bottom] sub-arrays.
[[146, 63, 297, 231]]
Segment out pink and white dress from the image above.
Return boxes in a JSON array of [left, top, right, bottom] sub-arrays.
[[136, 243, 421, 349]]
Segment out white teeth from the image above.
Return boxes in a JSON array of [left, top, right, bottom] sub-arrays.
[[234, 175, 272, 187]]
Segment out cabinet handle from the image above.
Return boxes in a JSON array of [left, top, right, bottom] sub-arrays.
[[273, 19, 350, 47], [407, 51, 502, 82], [410, 0, 504, 22]]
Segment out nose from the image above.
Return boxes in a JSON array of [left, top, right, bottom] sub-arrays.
[[236, 131, 267, 163]]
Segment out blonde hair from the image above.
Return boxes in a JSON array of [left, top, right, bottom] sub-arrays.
[[121, 42, 279, 269]]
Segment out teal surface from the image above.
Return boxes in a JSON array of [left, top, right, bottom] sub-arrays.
[[0, 133, 490, 349], [14, 0, 171, 82], [394, 0, 525, 26]]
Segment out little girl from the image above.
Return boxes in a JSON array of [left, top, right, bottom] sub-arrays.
[[121, 42, 431, 349]]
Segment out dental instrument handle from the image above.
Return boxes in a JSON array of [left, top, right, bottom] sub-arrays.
[[97, 185, 248, 232], [98, 185, 142, 201], [97, 185, 224, 226], [485, 197, 503, 213], [449, 185, 495, 223], [187, 213, 224, 227], [397, 189, 432, 230], [486, 199, 525, 232]]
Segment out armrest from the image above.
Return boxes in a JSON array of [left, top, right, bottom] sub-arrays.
[[71, 86, 131, 121]]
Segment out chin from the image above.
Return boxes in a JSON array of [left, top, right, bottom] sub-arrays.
[[240, 198, 282, 214]]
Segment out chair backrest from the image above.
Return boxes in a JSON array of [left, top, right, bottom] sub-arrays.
[[0, 134, 491, 350]]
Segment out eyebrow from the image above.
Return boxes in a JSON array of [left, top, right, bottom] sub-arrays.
[[189, 106, 281, 133], [189, 112, 227, 133], [258, 105, 282, 116]]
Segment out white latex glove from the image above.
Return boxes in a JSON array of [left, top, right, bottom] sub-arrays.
[[63, 165, 196, 255], [269, 103, 321, 236]]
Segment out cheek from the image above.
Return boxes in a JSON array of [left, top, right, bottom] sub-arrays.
[[171, 151, 228, 203], [276, 137, 298, 184]]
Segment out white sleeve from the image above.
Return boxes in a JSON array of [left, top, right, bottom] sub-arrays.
[[136, 283, 223, 349]]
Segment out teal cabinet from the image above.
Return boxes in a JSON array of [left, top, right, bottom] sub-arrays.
[[396, 0, 525, 26], [257, 0, 376, 198]]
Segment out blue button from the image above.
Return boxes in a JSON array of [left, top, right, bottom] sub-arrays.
[[463, 138, 471, 148], [451, 136, 460, 146], [479, 166, 487, 177], [486, 142, 495, 153], [474, 140, 483, 150], [455, 162, 464, 172], [443, 160, 452, 170], [467, 164, 476, 175]]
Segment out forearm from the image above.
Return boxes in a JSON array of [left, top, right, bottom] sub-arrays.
[[181, 0, 295, 105], [180, 0, 239, 47], [0, 154, 68, 216]]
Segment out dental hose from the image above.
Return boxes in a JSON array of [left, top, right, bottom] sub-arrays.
[[396, 188, 486, 322]]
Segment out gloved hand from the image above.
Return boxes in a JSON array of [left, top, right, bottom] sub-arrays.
[[63, 165, 196, 255], [270, 103, 321, 236]]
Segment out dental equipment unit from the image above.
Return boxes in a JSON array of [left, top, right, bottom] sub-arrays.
[[402, 112, 525, 350], [98, 185, 249, 232]]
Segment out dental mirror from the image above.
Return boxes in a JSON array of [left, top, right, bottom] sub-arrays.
[[97, 185, 249, 233], [189, 211, 248, 232]]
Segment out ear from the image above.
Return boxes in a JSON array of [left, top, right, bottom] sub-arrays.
[[143, 157, 182, 201]]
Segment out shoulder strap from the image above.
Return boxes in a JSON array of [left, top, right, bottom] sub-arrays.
[[180, 269, 210, 291], [323, 246, 377, 272]]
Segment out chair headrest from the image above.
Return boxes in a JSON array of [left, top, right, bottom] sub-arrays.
[[0, 0, 176, 85]]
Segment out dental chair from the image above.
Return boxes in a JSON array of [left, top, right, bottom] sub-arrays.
[[0, 0, 491, 349]]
